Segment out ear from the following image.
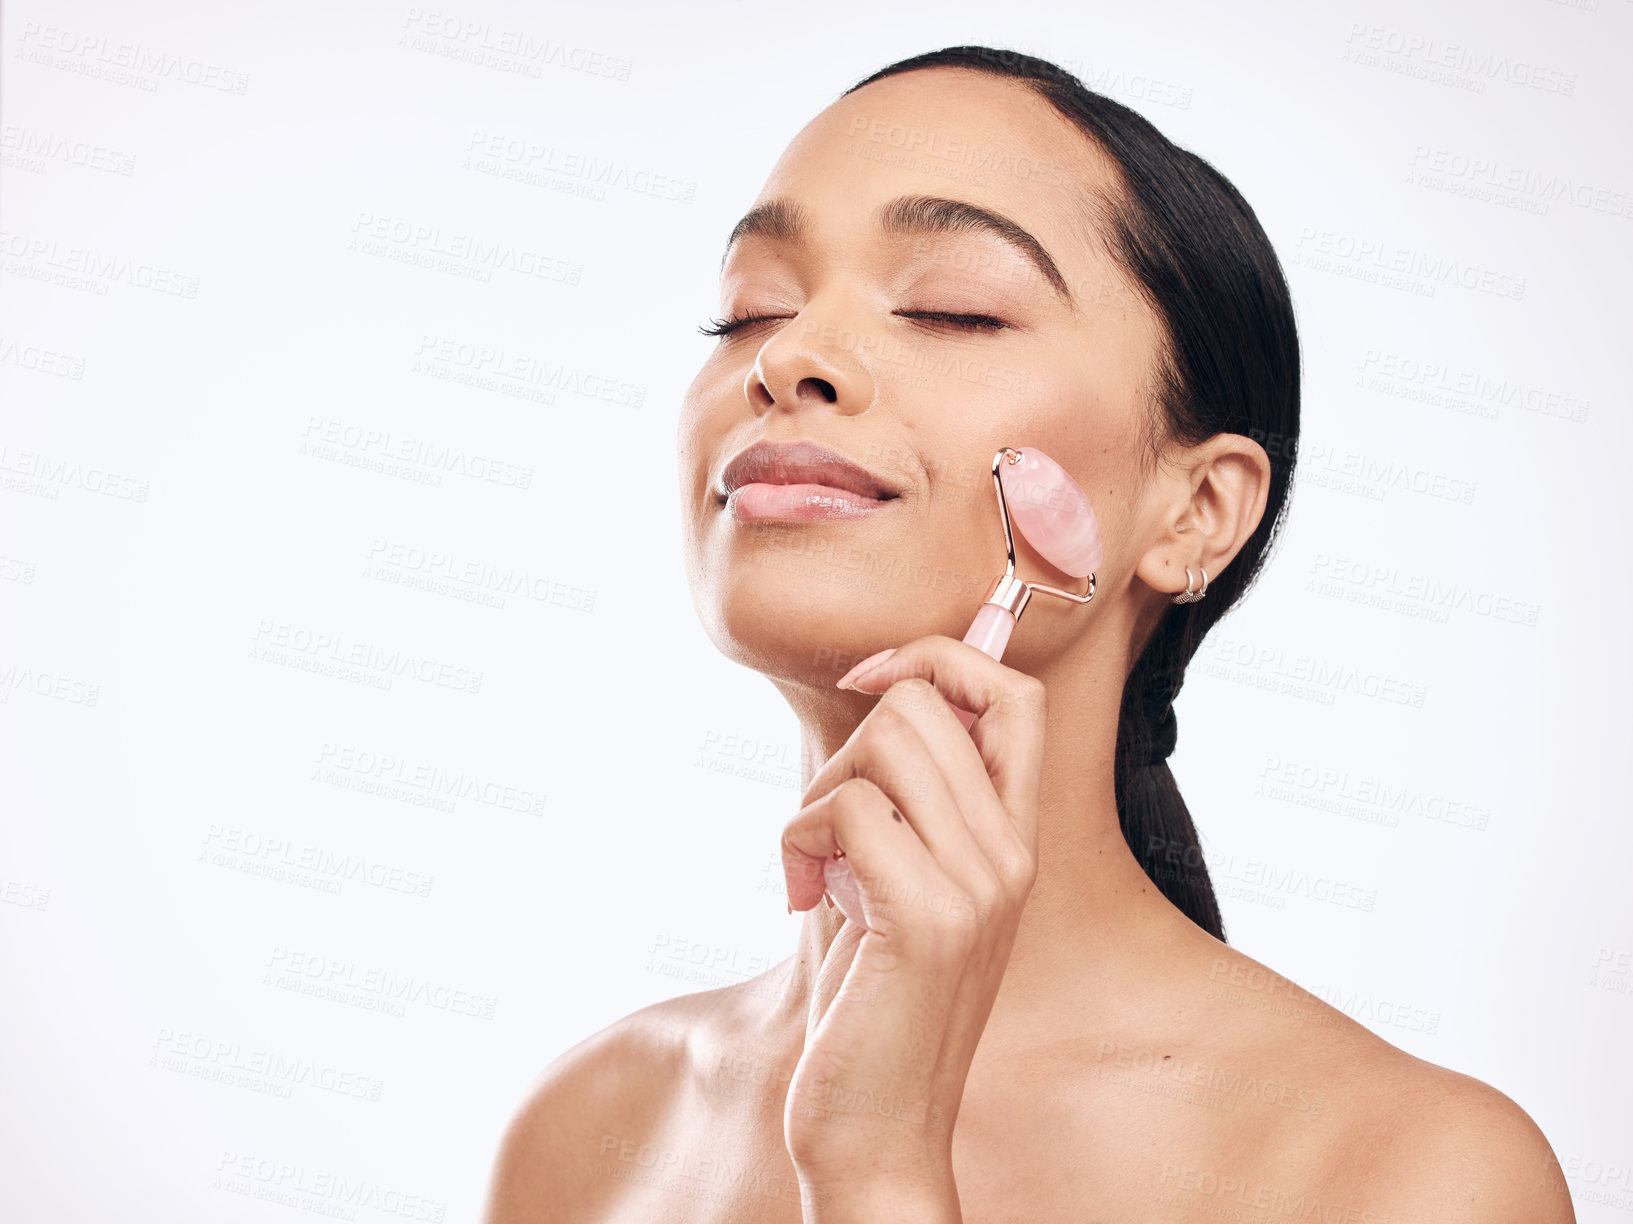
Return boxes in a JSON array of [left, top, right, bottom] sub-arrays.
[[1133, 432, 1272, 599]]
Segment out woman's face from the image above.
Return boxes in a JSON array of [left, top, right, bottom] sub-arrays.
[[677, 67, 1169, 685]]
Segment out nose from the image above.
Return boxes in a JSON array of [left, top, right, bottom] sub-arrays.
[[744, 312, 877, 416]]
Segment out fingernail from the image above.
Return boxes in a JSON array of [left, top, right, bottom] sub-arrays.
[[836, 647, 897, 690], [787, 900, 793, 915]]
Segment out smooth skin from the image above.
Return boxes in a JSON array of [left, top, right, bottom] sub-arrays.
[[483, 67, 1574, 1223]]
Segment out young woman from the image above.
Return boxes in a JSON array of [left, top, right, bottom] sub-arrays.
[[483, 46, 1573, 1223]]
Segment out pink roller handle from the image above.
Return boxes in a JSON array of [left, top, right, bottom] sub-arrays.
[[949, 601, 1016, 731]]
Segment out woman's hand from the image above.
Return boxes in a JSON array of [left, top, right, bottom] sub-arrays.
[[779, 634, 1048, 1221]]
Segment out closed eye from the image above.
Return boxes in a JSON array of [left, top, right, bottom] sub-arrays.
[[697, 312, 793, 338], [697, 309, 1009, 338], [894, 309, 1008, 331]]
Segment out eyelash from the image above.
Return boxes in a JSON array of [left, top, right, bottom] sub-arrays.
[[697, 309, 1008, 338]]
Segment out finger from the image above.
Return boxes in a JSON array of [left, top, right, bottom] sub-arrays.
[[871, 677, 1022, 877], [781, 776, 948, 925], [841, 635, 1047, 860], [803, 683, 1004, 894]]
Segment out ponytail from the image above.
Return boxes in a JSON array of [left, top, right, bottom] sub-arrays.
[[1114, 615, 1224, 941]]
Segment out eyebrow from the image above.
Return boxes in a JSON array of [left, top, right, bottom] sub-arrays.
[[720, 193, 1074, 304]]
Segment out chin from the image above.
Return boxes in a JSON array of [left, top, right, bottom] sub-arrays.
[[697, 564, 968, 684]]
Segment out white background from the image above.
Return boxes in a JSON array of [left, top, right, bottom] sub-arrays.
[[2, 0, 1629, 1219]]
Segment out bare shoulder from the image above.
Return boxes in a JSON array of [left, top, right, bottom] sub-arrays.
[[1193, 942, 1574, 1222], [479, 993, 704, 1224], [1357, 1049, 1575, 1223]]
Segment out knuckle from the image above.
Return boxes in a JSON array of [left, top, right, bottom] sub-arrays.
[[832, 774, 885, 810], [864, 700, 914, 739], [855, 708, 914, 760], [1014, 675, 1047, 718], [819, 779, 875, 844], [998, 846, 1038, 893], [852, 713, 933, 805], [965, 870, 1000, 904], [971, 865, 1005, 907], [882, 676, 940, 717]]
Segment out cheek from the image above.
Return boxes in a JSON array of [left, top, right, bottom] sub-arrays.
[[947, 377, 1138, 578], [674, 389, 702, 483], [677, 359, 714, 434], [676, 364, 733, 492]]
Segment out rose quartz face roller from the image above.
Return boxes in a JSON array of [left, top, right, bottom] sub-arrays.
[[822, 445, 1102, 924], [951, 445, 1102, 726]]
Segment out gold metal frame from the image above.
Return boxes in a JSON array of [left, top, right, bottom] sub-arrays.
[[980, 447, 1096, 621]]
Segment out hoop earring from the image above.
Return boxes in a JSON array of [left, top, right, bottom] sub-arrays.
[[1172, 566, 1209, 605]]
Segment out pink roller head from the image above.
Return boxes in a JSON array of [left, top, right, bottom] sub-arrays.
[[998, 446, 1103, 577]]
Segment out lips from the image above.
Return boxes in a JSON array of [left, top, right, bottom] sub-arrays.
[[719, 440, 902, 502]]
